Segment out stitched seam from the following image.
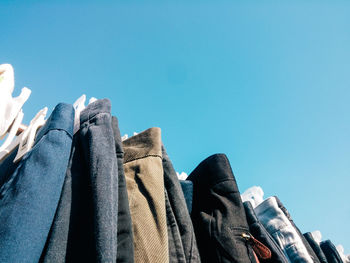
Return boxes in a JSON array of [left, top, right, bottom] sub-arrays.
[[124, 154, 162, 164], [211, 178, 239, 189]]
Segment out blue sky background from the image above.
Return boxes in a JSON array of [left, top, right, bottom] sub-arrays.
[[1, 0, 349, 252]]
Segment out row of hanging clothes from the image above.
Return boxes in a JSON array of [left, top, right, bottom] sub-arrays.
[[0, 63, 348, 263]]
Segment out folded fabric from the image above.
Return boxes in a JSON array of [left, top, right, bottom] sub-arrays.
[[303, 232, 328, 263], [274, 196, 321, 263], [187, 154, 258, 263], [123, 128, 169, 263], [180, 180, 194, 214], [244, 201, 289, 263], [112, 116, 134, 263], [321, 240, 343, 263], [255, 197, 313, 263], [0, 103, 74, 263], [40, 99, 119, 263], [162, 146, 200, 263]]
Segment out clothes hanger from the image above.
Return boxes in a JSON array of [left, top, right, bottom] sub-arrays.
[[73, 95, 97, 134], [73, 94, 86, 134], [0, 107, 48, 162], [0, 110, 24, 152], [0, 64, 31, 139], [89, 97, 97, 104], [311, 230, 322, 244], [13, 107, 48, 162]]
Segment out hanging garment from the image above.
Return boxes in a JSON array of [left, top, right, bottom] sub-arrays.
[[243, 201, 289, 263], [0, 103, 74, 263], [180, 180, 194, 214], [123, 128, 169, 263], [321, 240, 344, 263], [303, 232, 329, 263], [336, 245, 349, 263], [111, 116, 135, 263], [162, 146, 201, 263], [187, 154, 258, 263], [274, 196, 321, 263], [40, 99, 119, 263], [255, 197, 313, 263]]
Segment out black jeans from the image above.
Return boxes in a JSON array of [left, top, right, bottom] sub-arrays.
[[303, 232, 328, 263], [40, 99, 119, 263], [321, 240, 343, 263], [187, 154, 257, 263], [112, 116, 134, 263], [243, 201, 289, 263], [274, 196, 321, 263], [162, 146, 201, 263]]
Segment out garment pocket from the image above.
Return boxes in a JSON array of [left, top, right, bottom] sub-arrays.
[[212, 224, 256, 262]]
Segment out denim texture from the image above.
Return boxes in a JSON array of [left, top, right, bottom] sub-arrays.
[[112, 116, 134, 263], [187, 154, 258, 263], [303, 232, 328, 263], [123, 128, 168, 263], [0, 103, 74, 263], [275, 196, 321, 263], [321, 240, 343, 263], [243, 201, 289, 263], [180, 180, 193, 214], [255, 197, 313, 263], [40, 99, 118, 263], [162, 146, 201, 263]]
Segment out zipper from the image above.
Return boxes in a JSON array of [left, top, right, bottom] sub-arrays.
[[242, 232, 272, 260]]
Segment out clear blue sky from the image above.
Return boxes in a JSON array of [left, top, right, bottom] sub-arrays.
[[1, 0, 349, 252]]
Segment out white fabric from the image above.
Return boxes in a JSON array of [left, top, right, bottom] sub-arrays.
[[0, 64, 31, 138], [255, 197, 313, 263], [89, 97, 97, 104], [241, 186, 264, 208], [0, 110, 24, 152], [73, 94, 86, 134], [310, 230, 322, 244], [336, 245, 350, 263]]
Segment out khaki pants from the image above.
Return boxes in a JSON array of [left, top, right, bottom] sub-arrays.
[[123, 128, 168, 263]]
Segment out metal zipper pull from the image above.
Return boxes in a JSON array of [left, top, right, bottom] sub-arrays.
[[242, 232, 272, 260]]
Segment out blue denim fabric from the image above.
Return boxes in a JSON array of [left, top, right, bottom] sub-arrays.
[[243, 201, 289, 263], [40, 99, 118, 263], [180, 180, 193, 214], [111, 116, 134, 263], [0, 103, 74, 263], [274, 196, 321, 263], [303, 232, 328, 263], [255, 197, 313, 263]]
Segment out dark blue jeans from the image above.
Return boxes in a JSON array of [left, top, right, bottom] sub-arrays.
[[0, 103, 74, 263], [112, 116, 134, 263], [180, 180, 193, 214], [321, 240, 343, 263], [303, 232, 328, 263], [40, 99, 118, 263], [163, 146, 201, 263]]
